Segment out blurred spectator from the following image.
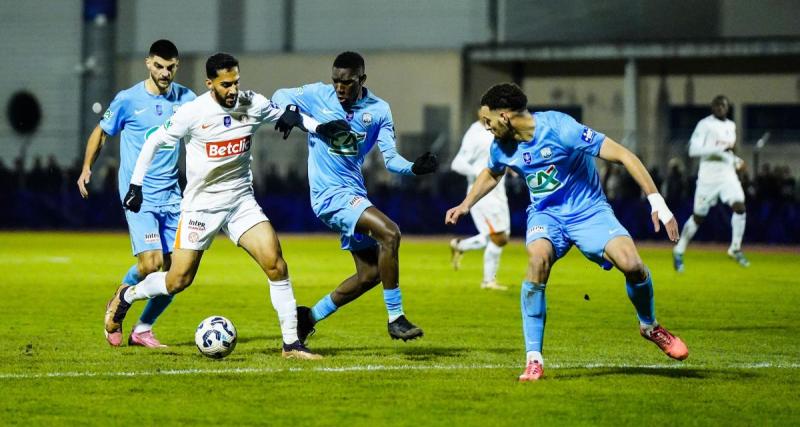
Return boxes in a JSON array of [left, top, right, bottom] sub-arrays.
[[756, 163, 779, 200], [28, 156, 47, 192], [661, 157, 687, 205], [44, 155, 62, 194], [777, 165, 796, 202]]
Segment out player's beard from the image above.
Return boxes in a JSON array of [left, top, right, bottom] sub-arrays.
[[213, 88, 237, 108], [150, 73, 172, 92]]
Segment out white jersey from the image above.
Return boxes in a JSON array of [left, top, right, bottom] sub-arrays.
[[132, 90, 318, 211], [689, 115, 739, 183], [451, 121, 507, 203]]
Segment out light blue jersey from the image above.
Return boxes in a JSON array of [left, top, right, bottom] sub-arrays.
[[488, 111, 608, 219], [272, 83, 414, 213], [100, 81, 196, 209]]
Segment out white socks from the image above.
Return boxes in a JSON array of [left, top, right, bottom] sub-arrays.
[[457, 234, 488, 252], [674, 216, 698, 254], [133, 322, 152, 334], [268, 278, 299, 344], [526, 351, 543, 365], [483, 241, 503, 283], [730, 212, 746, 252], [124, 272, 169, 303]]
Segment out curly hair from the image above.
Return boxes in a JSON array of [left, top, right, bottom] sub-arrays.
[[480, 83, 527, 112]]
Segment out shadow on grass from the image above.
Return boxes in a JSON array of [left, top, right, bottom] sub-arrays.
[[555, 367, 760, 380], [306, 345, 472, 360]]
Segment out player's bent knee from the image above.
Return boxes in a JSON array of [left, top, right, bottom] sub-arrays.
[[264, 257, 288, 281], [527, 255, 550, 277]]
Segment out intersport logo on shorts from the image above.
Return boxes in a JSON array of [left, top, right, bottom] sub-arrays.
[[206, 136, 252, 158]]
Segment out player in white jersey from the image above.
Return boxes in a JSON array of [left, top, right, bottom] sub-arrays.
[[103, 53, 348, 359], [449, 119, 511, 290], [673, 95, 750, 272]]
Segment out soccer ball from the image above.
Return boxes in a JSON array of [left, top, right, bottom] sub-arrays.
[[195, 316, 237, 359]]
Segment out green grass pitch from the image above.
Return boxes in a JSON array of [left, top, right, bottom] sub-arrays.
[[1, 231, 798, 425]]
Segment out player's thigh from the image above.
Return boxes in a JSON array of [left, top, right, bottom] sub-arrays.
[[471, 197, 510, 236], [719, 178, 746, 207], [602, 236, 644, 274], [566, 207, 631, 268], [318, 193, 378, 251], [157, 204, 181, 254], [237, 221, 284, 271], [125, 209, 163, 256], [165, 248, 204, 286], [693, 181, 722, 216]]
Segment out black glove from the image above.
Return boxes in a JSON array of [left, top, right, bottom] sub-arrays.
[[275, 105, 306, 139], [412, 151, 438, 175], [123, 184, 143, 213], [316, 120, 351, 141]]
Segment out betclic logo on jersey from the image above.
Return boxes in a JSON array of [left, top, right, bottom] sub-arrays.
[[206, 136, 252, 158]]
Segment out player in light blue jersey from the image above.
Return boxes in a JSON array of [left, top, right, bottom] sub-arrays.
[[77, 40, 196, 348], [446, 83, 688, 381], [272, 52, 438, 343]]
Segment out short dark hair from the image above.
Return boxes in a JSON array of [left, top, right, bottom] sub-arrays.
[[480, 83, 528, 112], [712, 95, 729, 105], [333, 51, 365, 72], [148, 39, 179, 59], [206, 53, 239, 79]]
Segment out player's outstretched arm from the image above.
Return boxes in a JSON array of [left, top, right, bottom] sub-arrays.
[[598, 137, 679, 241], [77, 125, 109, 199], [445, 168, 503, 225]]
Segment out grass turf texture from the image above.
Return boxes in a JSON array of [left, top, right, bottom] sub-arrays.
[[1, 232, 798, 426]]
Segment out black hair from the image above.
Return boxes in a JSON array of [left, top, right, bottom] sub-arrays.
[[712, 95, 729, 105], [148, 39, 179, 59], [206, 53, 239, 79], [480, 83, 528, 112], [333, 51, 365, 72]]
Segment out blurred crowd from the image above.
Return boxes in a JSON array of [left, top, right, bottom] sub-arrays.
[[1, 154, 797, 207], [602, 159, 798, 205]]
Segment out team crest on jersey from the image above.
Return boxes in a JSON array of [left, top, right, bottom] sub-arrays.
[[224, 116, 232, 127], [328, 131, 366, 156], [581, 127, 596, 143], [103, 110, 113, 121], [362, 113, 372, 124], [523, 152, 532, 165], [540, 147, 552, 159], [525, 165, 562, 195], [156, 104, 163, 116]]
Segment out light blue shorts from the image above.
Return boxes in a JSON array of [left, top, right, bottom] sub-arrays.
[[316, 192, 377, 251], [525, 204, 630, 268], [124, 204, 181, 256]]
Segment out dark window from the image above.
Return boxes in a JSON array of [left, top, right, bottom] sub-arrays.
[[744, 104, 800, 144]]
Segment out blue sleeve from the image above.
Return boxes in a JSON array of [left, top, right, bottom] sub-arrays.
[[555, 112, 606, 156], [99, 92, 128, 136], [377, 108, 414, 176], [272, 84, 315, 113], [487, 142, 506, 174]]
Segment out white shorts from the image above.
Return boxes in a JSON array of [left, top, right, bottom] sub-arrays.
[[693, 178, 745, 216], [470, 195, 510, 235], [174, 195, 268, 251]]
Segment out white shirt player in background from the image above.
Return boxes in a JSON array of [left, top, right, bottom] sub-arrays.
[[104, 53, 347, 360], [673, 95, 750, 272], [450, 119, 511, 291]]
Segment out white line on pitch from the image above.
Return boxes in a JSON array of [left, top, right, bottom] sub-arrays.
[[1, 362, 799, 380]]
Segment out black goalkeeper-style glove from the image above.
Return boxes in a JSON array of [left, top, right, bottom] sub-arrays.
[[275, 105, 306, 139], [123, 184, 143, 213], [412, 151, 438, 175], [316, 120, 351, 141]]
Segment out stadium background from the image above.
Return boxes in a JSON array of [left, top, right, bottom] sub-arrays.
[[1, 0, 799, 243]]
